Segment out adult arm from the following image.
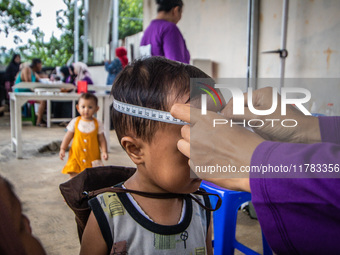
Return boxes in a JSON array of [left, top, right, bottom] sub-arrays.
[[249, 115, 340, 254], [250, 140, 340, 254]]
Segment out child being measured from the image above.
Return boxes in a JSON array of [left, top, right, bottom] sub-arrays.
[[80, 57, 217, 255]]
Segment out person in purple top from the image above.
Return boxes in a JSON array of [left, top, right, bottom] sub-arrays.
[[140, 0, 190, 64], [170, 87, 340, 254]]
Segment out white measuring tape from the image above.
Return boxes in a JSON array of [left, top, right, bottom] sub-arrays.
[[113, 99, 189, 125]]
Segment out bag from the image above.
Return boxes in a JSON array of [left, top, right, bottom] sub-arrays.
[[59, 165, 222, 244], [59, 165, 136, 242]]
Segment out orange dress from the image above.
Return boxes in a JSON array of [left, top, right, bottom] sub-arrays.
[[62, 117, 101, 174]]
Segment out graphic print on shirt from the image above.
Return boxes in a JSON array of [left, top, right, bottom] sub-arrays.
[[154, 233, 176, 250], [101, 193, 125, 217], [110, 240, 127, 255]]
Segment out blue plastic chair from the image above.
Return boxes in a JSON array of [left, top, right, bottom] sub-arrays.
[[201, 181, 273, 255]]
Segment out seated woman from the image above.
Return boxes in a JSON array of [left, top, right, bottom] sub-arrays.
[[67, 62, 93, 86], [14, 59, 47, 127]]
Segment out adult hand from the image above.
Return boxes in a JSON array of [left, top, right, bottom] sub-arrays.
[[170, 104, 265, 192], [222, 87, 321, 143]]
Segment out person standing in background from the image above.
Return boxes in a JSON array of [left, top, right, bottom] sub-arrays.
[[140, 0, 190, 64], [4, 54, 21, 103], [104, 47, 128, 86]]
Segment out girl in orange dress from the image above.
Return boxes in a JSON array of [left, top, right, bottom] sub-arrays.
[[59, 93, 108, 178]]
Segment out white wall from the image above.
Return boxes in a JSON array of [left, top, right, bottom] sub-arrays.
[[88, 65, 107, 86], [258, 0, 340, 78], [143, 0, 340, 78], [143, 0, 340, 114]]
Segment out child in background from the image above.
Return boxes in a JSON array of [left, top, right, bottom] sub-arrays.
[[80, 57, 214, 255], [59, 93, 108, 178]]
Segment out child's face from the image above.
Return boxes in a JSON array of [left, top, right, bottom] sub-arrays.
[[76, 98, 99, 120], [142, 122, 201, 194]]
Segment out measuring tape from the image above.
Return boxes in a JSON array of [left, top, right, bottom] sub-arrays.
[[113, 99, 189, 125]]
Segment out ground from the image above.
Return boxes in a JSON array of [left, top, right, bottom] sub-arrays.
[[0, 111, 263, 255]]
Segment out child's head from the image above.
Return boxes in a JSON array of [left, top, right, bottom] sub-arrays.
[[76, 93, 99, 120], [0, 176, 46, 255], [111, 57, 213, 193]]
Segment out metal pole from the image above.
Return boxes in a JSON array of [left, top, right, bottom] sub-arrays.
[[279, 0, 289, 91], [111, 0, 119, 59], [246, 0, 259, 90], [83, 0, 89, 63], [246, 0, 252, 89], [249, 0, 259, 89], [74, 0, 79, 63]]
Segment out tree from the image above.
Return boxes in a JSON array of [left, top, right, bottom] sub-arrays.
[[17, 0, 83, 67], [2, 0, 143, 66], [119, 0, 143, 39], [56, 0, 85, 64], [0, 0, 35, 44]]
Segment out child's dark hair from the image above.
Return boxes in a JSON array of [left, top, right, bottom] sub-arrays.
[[79, 92, 98, 106], [156, 0, 183, 12], [111, 56, 212, 144]]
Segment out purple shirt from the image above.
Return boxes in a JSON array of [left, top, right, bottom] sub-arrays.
[[140, 19, 190, 64], [250, 117, 340, 254]]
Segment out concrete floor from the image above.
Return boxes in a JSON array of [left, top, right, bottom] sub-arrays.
[[0, 111, 263, 255]]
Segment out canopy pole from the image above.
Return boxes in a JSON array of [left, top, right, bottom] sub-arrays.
[[246, 0, 259, 91], [74, 0, 79, 63], [83, 0, 89, 63], [279, 0, 289, 92], [111, 0, 119, 59]]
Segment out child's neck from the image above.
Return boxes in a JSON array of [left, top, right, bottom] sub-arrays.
[[81, 116, 94, 121], [124, 173, 184, 225]]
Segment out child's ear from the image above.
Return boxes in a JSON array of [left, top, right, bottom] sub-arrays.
[[96, 106, 99, 112], [121, 137, 144, 165], [76, 104, 79, 112]]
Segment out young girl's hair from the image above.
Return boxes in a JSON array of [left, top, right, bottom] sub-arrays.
[[156, 0, 183, 13], [79, 92, 98, 106], [111, 56, 213, 144]]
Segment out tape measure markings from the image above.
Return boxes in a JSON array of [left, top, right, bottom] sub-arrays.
[[113, 99, 189, 125]]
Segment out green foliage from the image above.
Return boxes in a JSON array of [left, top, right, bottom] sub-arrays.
[[0, 0, 34, 44], [2, 0, 143, 67], [17, 30, 72, 67], [55, 0, 85, 65], [119, 0, 143, 39]]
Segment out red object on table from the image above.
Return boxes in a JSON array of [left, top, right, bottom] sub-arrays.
[[77, 81, 88, 94]]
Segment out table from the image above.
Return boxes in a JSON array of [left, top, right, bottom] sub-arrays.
[[9, 92, 111, 159]]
